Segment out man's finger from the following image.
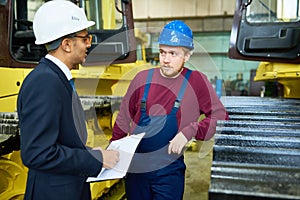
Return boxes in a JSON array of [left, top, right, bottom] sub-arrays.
[[168, 142, 172, 154]]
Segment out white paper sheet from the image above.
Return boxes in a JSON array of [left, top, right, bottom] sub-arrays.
[[86, 132, 145, 182]]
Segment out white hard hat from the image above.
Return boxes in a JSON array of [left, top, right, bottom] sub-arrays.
[[33, 0, 95, 45]]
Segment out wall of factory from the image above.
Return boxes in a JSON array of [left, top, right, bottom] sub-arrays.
[[132, 0, 236, 19]]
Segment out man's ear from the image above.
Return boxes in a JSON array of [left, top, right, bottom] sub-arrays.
[[61, 38, 72, 53], [184, 53, 191, 62]]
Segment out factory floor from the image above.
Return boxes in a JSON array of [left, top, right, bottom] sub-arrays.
[[183, 140, 214, 200]]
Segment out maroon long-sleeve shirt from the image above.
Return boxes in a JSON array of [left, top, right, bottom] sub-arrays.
[[111, 67, 229, 141]]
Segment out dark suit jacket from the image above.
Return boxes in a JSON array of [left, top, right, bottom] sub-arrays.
[[17, 58, 103, 200]]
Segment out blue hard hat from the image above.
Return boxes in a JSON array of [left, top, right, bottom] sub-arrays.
[[158, 20, 194, 50]]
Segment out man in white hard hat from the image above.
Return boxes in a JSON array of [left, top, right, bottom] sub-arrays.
[[17, 1, 119, 200]]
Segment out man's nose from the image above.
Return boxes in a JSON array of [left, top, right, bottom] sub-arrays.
[[163, 53, 171, 63]]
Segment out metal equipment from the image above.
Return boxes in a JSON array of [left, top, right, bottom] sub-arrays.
[[210, 96, 300, 200], [210, 0, 300, 199]]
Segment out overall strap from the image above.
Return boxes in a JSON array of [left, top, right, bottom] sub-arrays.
[[140, 68, 155, 111], [172, 69, 192, 112], [137, 69, 154, 126]]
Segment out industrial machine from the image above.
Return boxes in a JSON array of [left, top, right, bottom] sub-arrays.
[[0, 0, 153, 199], [209, 0, 300, 199]]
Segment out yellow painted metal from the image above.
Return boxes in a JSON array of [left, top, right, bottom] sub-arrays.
[[72, 60, 154, 96], [0, 151, 27, 200], [91, 179, 126, 200], [102, 0, 116, 29], [0, 68, 31, 112], [254, 62, 300, 98], [111, 110, 119, 128], [90, 181, 108, 200], [0, 67, 30, 199], [0, 96, 18, 112]]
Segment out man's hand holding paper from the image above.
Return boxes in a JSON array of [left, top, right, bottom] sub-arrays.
[[92, 147, 120, 169], [87, 132, 145, 182]]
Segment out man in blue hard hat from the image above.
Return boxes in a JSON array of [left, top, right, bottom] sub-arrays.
[[111, 20, 228, 200]]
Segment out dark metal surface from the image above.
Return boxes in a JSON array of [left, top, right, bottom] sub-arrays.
[[0, 95, 121, 156], [0, 112, 20, 156], [209, 96, 300, 200]]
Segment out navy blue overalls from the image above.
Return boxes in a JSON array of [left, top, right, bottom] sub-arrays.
[[125, 68, 192, 200]]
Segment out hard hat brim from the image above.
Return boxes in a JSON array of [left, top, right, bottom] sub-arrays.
[[35, 21, 95, 45]]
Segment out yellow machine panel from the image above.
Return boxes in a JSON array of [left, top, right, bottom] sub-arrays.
[[255, 62, 300, 98], [0, 68, 31, 112]]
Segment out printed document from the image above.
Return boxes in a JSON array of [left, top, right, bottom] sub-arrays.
[[86, 132, 145, 182]]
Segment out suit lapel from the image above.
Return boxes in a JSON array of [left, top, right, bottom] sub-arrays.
[[41, 58, 88, 144]]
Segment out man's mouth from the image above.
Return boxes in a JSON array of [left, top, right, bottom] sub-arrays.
[[162, 66, 171, 70]]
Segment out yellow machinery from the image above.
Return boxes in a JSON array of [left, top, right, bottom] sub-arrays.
[[254, 62, 300, 98], [0, 0, 154, 199]]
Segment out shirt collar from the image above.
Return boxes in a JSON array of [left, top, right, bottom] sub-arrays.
[[45, 54, 73, 81]]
